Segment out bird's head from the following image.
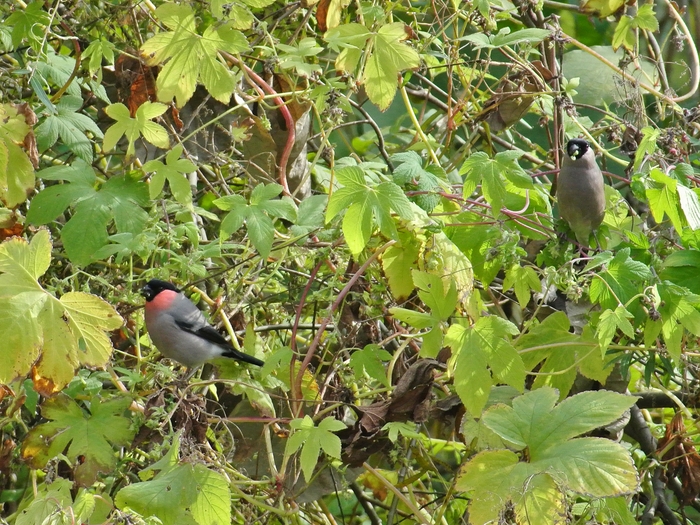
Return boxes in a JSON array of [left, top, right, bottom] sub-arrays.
[[141, 279, 180, 302], [566, 138, 591, 161]]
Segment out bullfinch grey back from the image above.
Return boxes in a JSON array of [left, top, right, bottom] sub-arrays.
[[141, 279, 264, 368]]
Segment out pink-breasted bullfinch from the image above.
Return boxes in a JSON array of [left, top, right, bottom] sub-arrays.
[[141, 279, 264, 368]]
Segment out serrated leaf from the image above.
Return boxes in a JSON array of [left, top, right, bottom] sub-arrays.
[[22, 394, 134, 486], [533, 438, 637, 496], [103, 102, 169, 157], [0, 104, 35, 207], [141, 4, 249, 107], [326, 166, 413, 253], [381, 232, 420, 300], [35, 95, 103, 162], [0, 231, 122, 391], [349, 344, 391, 386], [363, 23, 420, 110], [143, 144, 195, 205], [116, 461, 229, 525], [589, 248, 651, 310], [285, 415, 345, 482]]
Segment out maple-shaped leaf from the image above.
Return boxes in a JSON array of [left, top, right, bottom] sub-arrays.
[[141, 4, 249, 108], [349, 344, 392, 387], [103, 101, 170, 158], [0, 231, 123, 394], [115, 433, 231, 525], [391, 151, 448, 212], [6, 1, 51, 50], [210, 0, 255, 29], [391, 270, 458, 358], [326, 22, 419, 111], [456, 388, 637, 525], [363, 23, 420, 110], [446, 316, 525, 416], [325, 166, 413, 253], [143, 144, 196, 205], [33, 50, 83, 98], [22, 393, 134, 486], [27, 160, 149, 266], [36, 95, 104, 162], [645, 168, 683, 233], [82, 37, 116, 75], [0, 103, 35, 208], [516, 312, 610, 397], [285, 415, 346, 482], [214, 183, 296, 259], [461, 150, 533, 215], [589, 248, 651, 310]]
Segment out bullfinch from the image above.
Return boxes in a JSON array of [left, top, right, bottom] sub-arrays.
[[556, 138, 606, 247], [141, 279, 264, 368]]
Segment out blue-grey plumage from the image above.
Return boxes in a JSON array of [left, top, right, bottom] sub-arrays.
[[141, 280, 264, 368]]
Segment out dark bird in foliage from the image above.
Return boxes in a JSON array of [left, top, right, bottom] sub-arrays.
[[556, 138, 606, 248]]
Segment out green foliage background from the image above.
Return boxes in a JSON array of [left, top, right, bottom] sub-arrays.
[[1, 0, 700, 523]]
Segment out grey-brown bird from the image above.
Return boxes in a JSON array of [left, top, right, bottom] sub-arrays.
[[556, 138, 606, 247]]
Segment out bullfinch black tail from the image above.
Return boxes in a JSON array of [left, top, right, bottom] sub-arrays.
[[222, 349, 265, 367]]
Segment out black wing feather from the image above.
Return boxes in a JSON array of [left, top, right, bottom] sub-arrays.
[[174, 319, 230, 347]]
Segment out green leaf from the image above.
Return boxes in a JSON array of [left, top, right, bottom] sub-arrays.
[[635, 4, 659, 31], [517, 312, 609, 395], [461, 150, 531, 215], [447, 317, 524, 416], [29, 161, 148, 265], [83, 37, 116, 74], [0, 231, 122, 393], [116, 462, 230, 525], [455, 449, 531, 525], [612, 4, 658, 51], [363, 23, 420, 110], [325, 23, 373, 75], [390, 270, 457, 358], [612, 15, 634, 52], [646, 168, 683, 232], [589, 248, 651, 310], [143, 144, 196, 205], [0, 104, 35, 207], [326, 166, 413, 253], [214, 183, 294, 259], [486, 389, 635, 458], [391, 151, 447, 212], [659, 250, 700, 294], [285, 415, 345, 482], [460, 27, 551, 49], [349, 344, 392, 387], [532, 438, 637, 496], [6, 1, 51, 50], [380, 231, 420, 300], [141, 4, 249, 107], [657, 283, 700, 361], [22, 394, 134, 486], [502, 264, 540, 308], [458, 388, 638, 521], [634, 126, 660, 172], [596, 305, 635, 351], [103, 101, 169, 158], [290, 194, 327, 237], [277, 37, 324, 77], [35, 95, 103, 162]]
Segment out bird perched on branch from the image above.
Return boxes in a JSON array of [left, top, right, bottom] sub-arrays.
[[141, 279, 264, 368], [556, 138, 606, 248]]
